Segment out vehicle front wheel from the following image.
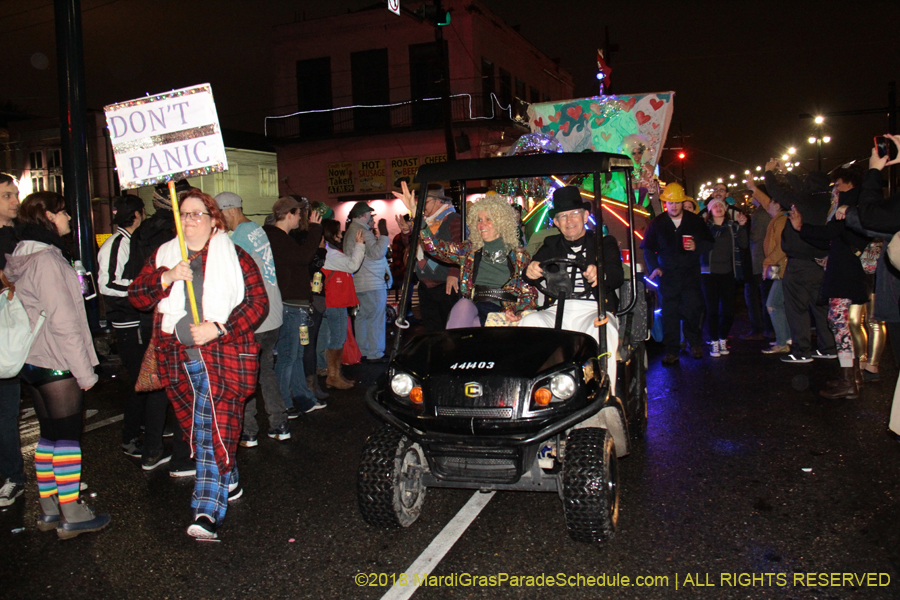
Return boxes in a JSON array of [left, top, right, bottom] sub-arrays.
[[357, 426, 427, 528], [562, 428, 618, 543]]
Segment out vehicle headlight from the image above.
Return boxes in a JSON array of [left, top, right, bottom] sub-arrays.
[[391, 373, 414, 397], [549, 373, 576, 400]]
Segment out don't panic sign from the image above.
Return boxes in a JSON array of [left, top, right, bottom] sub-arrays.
[[104, 83, 228, 189]]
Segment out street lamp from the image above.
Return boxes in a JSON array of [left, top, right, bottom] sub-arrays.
[[808, 135, 831, 171]]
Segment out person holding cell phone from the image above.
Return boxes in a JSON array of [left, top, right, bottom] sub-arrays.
[[699, 195, 749, 357], [641, 183, 715, 365]]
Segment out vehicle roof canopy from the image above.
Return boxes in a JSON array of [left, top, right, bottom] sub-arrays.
[[414, 152, 633, 183]]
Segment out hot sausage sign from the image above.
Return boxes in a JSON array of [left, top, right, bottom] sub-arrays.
[[104, 83, 228, 189]]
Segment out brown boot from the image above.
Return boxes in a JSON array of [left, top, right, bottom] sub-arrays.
[[325, 349, 354, 390], [307, 374, 330, 400], [819, 367, 859, 399]]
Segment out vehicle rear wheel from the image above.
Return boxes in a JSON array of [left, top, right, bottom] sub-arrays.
[[357, 426, 427, 528], [562, 428, 618, 543]]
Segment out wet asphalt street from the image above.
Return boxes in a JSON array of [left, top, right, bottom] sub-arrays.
[[2, 317, 900, 600]]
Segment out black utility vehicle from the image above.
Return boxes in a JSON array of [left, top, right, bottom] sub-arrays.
[[357, 153, 649, 543]]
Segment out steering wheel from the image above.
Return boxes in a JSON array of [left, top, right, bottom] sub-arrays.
[[534, 257, 593, 300]]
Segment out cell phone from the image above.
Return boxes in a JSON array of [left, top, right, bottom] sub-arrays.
[[875, 136, 898, 160]]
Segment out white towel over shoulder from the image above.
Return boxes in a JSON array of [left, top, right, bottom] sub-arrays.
[[156, 232, 244, 334]]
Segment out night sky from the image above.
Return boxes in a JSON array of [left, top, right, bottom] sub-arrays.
[[3, 0, 899, 194]]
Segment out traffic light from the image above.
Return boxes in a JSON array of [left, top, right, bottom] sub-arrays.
[[420, 2, 451, 26]]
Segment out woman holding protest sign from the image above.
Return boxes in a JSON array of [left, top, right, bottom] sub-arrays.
[[128, 190, 267, 539]]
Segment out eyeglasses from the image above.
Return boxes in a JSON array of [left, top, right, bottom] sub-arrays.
[[179, 211, 209, 222], [554, 210, 584, 221]]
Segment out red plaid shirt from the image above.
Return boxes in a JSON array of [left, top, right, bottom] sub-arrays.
[[129, 242, 268, 473]]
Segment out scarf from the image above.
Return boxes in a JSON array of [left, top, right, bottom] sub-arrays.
[[16, 223, 72, 262], [155, 232, 244, 334], [417, 203, 455, 262]]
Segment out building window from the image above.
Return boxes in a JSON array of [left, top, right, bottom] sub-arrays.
[[29, 151, 43, 170], [530, 86, 540, 104], [214, 164, 239, 195], [409, 42, 443, 127], [32, 177, 44, 192], [296, 57, 333, 136], [259, 166, 278, 198], [481, 58, 494, 116], [47, 149, 62, 169], [498, 68, 512, 111], [351, 48, 390, 133], [515, 78, 526, 101], [50, 176, 63, 193]]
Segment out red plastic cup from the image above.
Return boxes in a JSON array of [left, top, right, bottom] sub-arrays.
[[682, 235, 693, 250]]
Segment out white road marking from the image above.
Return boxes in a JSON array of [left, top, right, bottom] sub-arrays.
[[83, 413, 123, 433], [380, 491, 495, 600]]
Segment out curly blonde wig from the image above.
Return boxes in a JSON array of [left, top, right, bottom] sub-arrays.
[[466, 193, 520, 252]]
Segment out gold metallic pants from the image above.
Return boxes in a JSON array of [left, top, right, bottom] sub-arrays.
[[849, 293, 886, 367]]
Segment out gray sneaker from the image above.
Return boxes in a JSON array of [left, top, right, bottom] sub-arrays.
[[267, 422, 291, 441], [0, 479, 24, 507]]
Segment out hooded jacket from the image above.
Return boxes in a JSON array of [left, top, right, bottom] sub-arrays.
[[3, 240, 99, 389]]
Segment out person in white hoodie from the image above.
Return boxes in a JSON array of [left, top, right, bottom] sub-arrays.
[[319, 219, 365, 388], [3, 191, 109, 539]]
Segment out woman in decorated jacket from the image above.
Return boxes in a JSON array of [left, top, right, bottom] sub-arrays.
[[394, 183, 536, 326]]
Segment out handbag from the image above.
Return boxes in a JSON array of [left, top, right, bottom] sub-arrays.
[[860, 239, 883, 275], [763, 259, 785, 281], [341, 315, 362, 366], [135, 310, 163, 392], [0, 272, 46, 379]]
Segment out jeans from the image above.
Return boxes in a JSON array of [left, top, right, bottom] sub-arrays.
[[0, 379, 25, 484], [766, 280, 791, 347], [243, 328, 287, 435], [320, 307, 349, 350], [355, 289, 387, 359], [274, 305, 316, 411], [303, 301, 324, 379]]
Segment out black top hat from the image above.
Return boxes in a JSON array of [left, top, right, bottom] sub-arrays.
[[549, 186, 591, 217]]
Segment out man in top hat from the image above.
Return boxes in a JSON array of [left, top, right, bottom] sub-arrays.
[[522, 186, 625, 387], [99, 196, 171, 469], [344, 201, 391, 361], [641, 182, 715, 364], [215, 192, 290, 445]]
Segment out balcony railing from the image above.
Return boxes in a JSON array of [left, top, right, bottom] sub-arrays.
[[266, 93, 529, 141]]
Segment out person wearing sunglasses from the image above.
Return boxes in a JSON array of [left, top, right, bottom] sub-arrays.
[[129, 190, 268, 540]]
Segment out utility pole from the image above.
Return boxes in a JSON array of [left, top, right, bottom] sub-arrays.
[[434, 0, 455, 163], [54, 0, 99, 329]]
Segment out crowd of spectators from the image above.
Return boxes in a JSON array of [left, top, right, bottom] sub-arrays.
[[3, 132, 900, 538]]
